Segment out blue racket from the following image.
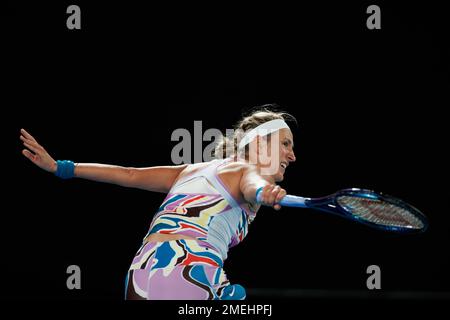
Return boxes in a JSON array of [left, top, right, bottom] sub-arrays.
[[256, 187, 428, 233]]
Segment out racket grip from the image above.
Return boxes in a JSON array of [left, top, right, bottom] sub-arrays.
[[255, 187, 308, 208]]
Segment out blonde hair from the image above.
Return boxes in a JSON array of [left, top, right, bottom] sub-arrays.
[[214, 104, 297, 159]]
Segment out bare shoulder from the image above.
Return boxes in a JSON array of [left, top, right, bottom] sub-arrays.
[[217, 160, 263, 190], [218, 160, 261, 198], [218, 159, 255, 175], [174, 159, 255, 188]]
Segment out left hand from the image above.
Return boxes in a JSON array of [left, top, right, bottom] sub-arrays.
[[20, 129, 57, 173]]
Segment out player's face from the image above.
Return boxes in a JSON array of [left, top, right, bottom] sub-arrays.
[[272, 128, 296, 182]]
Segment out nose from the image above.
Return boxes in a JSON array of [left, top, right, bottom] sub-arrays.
[[287, 150, 296, 163]]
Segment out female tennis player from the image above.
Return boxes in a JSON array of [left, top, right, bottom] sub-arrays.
[[20, 105, 297, 300]]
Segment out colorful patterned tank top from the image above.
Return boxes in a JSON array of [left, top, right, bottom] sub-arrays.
[[144, 158, 257, 260]]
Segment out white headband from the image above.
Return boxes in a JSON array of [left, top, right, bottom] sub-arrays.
[[238, 119, 290, 150]]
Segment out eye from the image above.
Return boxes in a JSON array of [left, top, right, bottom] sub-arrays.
[[283, 141, 289, 147]]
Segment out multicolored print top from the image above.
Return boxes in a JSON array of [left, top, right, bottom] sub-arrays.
[[145, 159, 257, 260]]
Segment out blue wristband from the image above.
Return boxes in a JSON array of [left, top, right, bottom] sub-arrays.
[[55, 160, 75, 179]]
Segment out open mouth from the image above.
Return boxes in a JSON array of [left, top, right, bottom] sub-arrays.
[[280, 162, 288, 170]]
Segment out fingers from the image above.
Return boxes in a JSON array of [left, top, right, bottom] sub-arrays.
[[20, 129, 42, 153], [22, 140, 42, 155], [22, 149, 36, 162], [260, 184, 286, 210], [20, 128, 38, 143], [275, 188, 287, 205], [268, 185, 280, 205], [20, 129, 41, 163], [20, 133, 41, 147], [20, 132, 44, 153], [273, 188, 287, 211]]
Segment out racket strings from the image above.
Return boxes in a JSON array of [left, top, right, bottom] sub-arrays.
[[336, 196, 424, 229]]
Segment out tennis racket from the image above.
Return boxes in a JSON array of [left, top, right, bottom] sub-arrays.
[[256, 187, 428, 233]]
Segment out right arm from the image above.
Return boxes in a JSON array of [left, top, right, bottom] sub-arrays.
[[239, 164, 287, 210], [20, 129, 187, 193]]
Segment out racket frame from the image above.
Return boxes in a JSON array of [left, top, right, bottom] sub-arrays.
[[256, 187, 428, 233]]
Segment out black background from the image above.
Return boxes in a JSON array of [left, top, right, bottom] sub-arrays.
[[1, 0, 449, 310]]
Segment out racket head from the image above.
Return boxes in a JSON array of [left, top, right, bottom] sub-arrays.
[[329, 188, 428, 233]]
